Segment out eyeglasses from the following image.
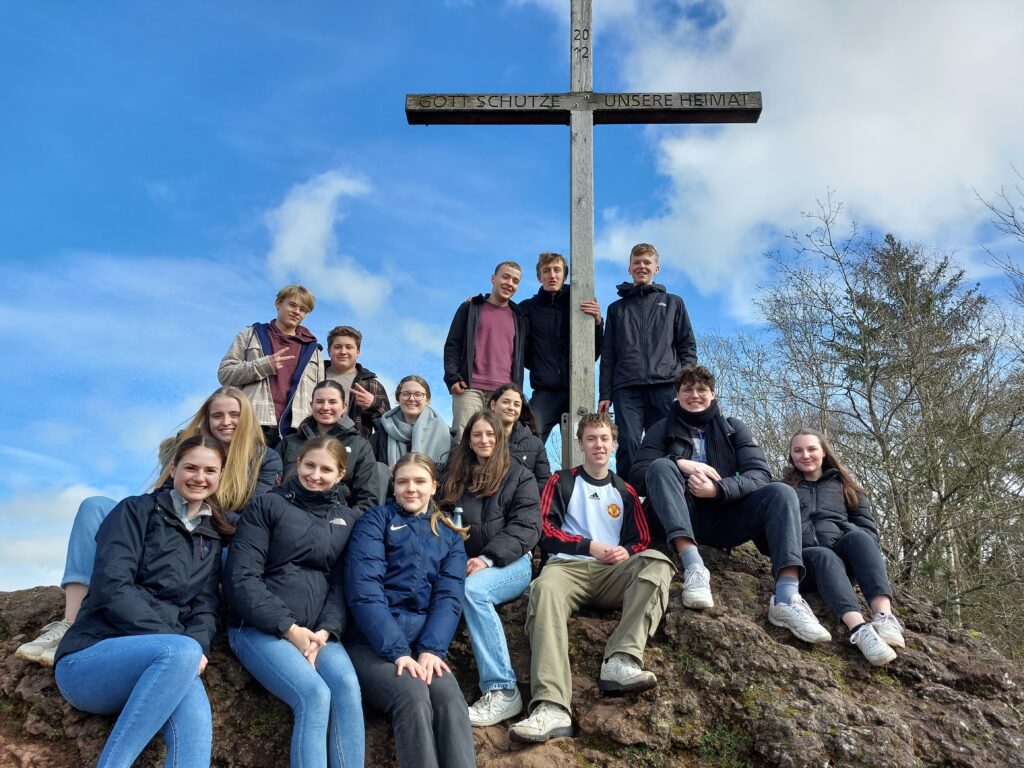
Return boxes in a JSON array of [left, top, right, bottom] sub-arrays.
[[679, 386, 712, 395], [399, 392, 427, 402]]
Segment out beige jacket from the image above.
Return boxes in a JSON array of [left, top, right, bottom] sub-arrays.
[[217, 324, 324, 433]]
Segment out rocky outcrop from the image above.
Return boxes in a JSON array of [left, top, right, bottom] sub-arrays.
[[2, 546, 1022, 767]]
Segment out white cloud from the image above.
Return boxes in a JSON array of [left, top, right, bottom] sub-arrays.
[[0, 536, 66, 590], [0, 484, 120, 524], [521, 0, 1024, 319], [401, 320, 448, 359], [265, 170, 390, 316]]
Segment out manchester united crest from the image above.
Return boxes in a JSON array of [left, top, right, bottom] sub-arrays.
[[607, 503, 621, 519]]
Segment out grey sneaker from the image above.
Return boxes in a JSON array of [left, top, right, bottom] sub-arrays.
[[598, 652, 657, 693], [508, 702, 573, 743], [850, 623, 897, 666], [681, 565, 714, 609], [768, 595, 832, 643], [871, 612, 905, 648], [467, 688, 523, 727], [15, 619, 71, 666]]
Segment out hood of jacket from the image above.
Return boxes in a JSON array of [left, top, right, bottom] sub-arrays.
[[615, 281, 668, 298]]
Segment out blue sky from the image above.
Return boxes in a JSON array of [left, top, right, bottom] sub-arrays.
[[2, 0, 1022, 589]]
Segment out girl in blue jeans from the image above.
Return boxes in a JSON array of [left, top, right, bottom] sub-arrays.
[[437, 410, 542, 727], [784, 429, 906, 666], [54, 435, 231, 768], [224, 437, 364, 768], [17, 386, 281, 667]]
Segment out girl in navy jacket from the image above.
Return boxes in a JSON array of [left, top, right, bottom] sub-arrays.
[[225, 436, 363, 768], [344, 452, 475, 768], [438, 410, 541, 727], [54, 436, 231, 768], [783, 429, 905, 665]]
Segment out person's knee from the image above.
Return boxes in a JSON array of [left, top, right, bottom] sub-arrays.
[[462, 573, 490, 605], [77, 496, 116, 534], [391, 677, 432, 719], [647, 457, 678, 481], [841, 528, 876, 552]]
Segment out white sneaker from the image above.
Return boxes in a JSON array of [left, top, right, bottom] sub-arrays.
[[508, 702, 573, 743], [15, 619, 71, 666], [598, 652, 657, 693], [871, 612, 906, 648], [681, 565, 714, 609], [768, 595, 832, 643], [467, 688, 523, 727], [850, 623, 897, 666]]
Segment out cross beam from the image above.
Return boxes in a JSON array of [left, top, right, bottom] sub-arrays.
[[407, 0, 761, 468], [406, 91, 762, 125]]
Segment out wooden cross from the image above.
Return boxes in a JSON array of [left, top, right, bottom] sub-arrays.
[[407, 0, 761, 466]]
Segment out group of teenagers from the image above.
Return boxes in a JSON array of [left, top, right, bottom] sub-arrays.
[[16, 244, 907, 767]]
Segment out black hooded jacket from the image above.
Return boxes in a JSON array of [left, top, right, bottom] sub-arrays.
[[795, 469, 880, 548], [518, 284, 603, 392], [224, 477, 360, 638], [599, 281, 696, 400]]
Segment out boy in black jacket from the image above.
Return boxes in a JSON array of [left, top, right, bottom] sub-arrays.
[[598, 243, 696, 480], [508, 413, 674, 744], [631, 365, 831, 645]]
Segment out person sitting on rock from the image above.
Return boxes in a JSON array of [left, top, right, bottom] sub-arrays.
[[16, 386, 281, 667], [508, 412, 674, 744], [487, 383, 551, 494], [53, 436, 231, 768], [783, 428, 906, 665], [437, 410, 541, 727], [631, 365, 832, 644]]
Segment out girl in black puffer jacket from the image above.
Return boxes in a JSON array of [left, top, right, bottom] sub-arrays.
[[438, 410, 541, 727], [783, 429, 905, 666], [488, 383, 551, 495], [224, 437, 364, 767]]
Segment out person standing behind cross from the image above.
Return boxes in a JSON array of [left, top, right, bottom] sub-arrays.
[[598, 243, 696, 480], [324, 324, 391, 440], [444, 261, 528, 438], [218, 284, 324, 450], [518, 252, 603, 444]]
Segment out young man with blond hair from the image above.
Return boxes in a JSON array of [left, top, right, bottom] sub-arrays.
[[509, 412, 674, 743], [599, 243, 696, 480], [518, 252, 603, 442], [443, 261, 528, 437], [218, 284, 324, 448], [324, 325, 391, 439]]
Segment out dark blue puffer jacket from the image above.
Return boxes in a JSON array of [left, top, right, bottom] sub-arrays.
[[344, 501, 467, 661], [224, 476, 360, 638], [55, 491, 223, 663]]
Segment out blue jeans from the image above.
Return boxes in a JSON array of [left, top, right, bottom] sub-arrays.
[[55, 634, 210, 768], [460, 553, 532, 693], [228, 627, 364, 768], [62, 496, 117, 586]]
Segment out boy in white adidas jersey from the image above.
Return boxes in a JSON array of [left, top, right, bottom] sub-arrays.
[[508, 413, 674, 743]]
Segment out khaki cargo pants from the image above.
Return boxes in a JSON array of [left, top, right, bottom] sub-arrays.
[[524, 550, 674, 713]]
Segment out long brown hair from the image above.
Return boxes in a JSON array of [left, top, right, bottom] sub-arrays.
[[393, 453, 468, 541], [782, 428, 865, 512], [166, 435, 235, 536], [154, 386, 267, 513], [439, 411, 510, 506]]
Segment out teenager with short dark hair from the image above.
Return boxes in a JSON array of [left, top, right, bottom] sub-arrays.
[[437, 411, 541, 727], [324, 324, 391, 439], [443, 261, 528, 438], [218, 284, 324, 448], [783, 429, 905, 665], [633, 365, 831, 644], [508, 413, 673, 743]]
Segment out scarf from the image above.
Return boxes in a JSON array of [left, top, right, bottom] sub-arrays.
[[379, 405, 452, 467]]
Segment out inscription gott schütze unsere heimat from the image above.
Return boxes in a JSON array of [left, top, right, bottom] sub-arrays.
[[413, 92, 760, 110]]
